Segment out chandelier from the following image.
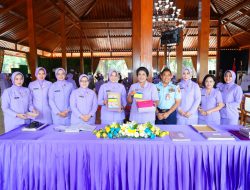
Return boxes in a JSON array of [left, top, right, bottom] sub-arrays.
[[153, 0, 186, 36]]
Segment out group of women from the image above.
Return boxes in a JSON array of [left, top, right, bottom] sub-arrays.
[[1, 66, 243, 133]]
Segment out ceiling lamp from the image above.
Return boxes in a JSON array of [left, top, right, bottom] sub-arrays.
[[153, 0, 186, 36]]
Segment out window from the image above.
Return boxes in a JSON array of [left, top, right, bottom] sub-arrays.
[[183, 57, 197, 78], [2, 50, 29, 74], [167, 57, 197, 78], [208, 57, 216, 73], [94, 59, 129, 81]]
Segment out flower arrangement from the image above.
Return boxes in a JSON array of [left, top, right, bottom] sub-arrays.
[[93, 121, 169, 139]]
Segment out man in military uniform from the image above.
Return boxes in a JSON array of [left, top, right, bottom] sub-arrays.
[[155, 67, 181, 124]]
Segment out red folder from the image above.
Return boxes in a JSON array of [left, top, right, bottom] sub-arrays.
[[136, 100, 154, 108]]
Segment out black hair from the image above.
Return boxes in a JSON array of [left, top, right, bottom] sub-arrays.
[[202, 74, 217, 88], [136, 67, 149, 77], [160, 67, 172, 75]]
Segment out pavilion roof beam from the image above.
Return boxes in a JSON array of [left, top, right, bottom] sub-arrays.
[[223, 24, 240, 46], [81, 0, 97, 18], [37, 5, 54, 18], [51, 23, 75, 53], [107, 24, 112, 52], [37, 24, 73, 47], [8, 10, 61, 38], [231, 29, 250, 38], [222, 9, 250, 26], [240, 44, 250, 49], [0, 19, 26, 36], [49, 1, 94, 52], [220, 0, 250, 20], [49, 0, 81, 32], [0, 0, 24, 15], [17, 19, 61, 43], [211, 0, 240, 47], [226, 20, 249, 32]]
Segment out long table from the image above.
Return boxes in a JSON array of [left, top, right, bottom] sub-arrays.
[[0, 124, 249, 190]]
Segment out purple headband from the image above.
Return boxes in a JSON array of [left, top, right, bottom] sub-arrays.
[[182, 67, 193, 75], [35, 67, 47, 78], [79, 74, 89, 84], [55, 68, 66, 79], [108, 69, 118, 79], [11, 71, 24, 84], [224, 70, 236, 84]]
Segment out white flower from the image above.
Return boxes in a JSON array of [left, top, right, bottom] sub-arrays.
[[134, 132, 139, 138]]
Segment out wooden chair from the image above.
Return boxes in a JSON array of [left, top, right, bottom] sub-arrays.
[[242, 94, 250, 126], [238, 98, 245, 125]]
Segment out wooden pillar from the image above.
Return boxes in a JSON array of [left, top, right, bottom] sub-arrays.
[[91, 51, 94, 74], [159, 56, 165, 71], [27, 0, 37, 80], [132, 0, 153, 82], [191, 56, 198, 72], [216, 21, 221, 79], [176, 0, 184, 80], [197, 0, 210, 82], [80, 35, 84, 73], [61, 3, 67, 71]]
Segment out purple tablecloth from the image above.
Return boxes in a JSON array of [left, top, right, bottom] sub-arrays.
[[0, 124, 249, 190]]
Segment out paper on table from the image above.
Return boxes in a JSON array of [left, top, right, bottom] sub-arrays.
[[53, 124, 96, 132], [170, 131, 191, 141], [191, 125, 216, 133], [202, 132, 235, 140], [78, 124, 96, 132]]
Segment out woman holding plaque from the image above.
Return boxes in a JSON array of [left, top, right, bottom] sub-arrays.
[[48, 68, 74, 125], [28, 67, 53, 124], [198, 74, 224, 125], [127, 67, 159, 124], [70, 74, 98, 125], [219, 70, 243, 125], [98, 69, 127, 124], [177, 67, 201, 125], [1, 72, 35, 132]]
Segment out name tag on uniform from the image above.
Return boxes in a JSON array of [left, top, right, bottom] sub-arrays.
[[54, 90, 60, 92], [169, 88, 175, 93], [134, 92, 143, 99], [33, 88, 39, 90], [79, 95, 84, 98], [106, 90, 111, 92], [166, 94, 170, 100], [14, 97, 20, 99]]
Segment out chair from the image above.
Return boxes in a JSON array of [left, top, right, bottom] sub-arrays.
[[242, 94, 250, 126]]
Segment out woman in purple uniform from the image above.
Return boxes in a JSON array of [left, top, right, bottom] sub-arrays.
[[28, 67, 52, 124], [219, 70, 243, 125], [70, 74, 98, 125], [48, 68, 74, 125], [1, 72, 35, 132], [98, 70, 127, 124], [127, 67, 159, 124], [177, 67, 201, 125], [198, 74, 224, 125]]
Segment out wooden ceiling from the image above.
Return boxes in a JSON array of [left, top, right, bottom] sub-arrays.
[[0, 0, 250, 56]]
